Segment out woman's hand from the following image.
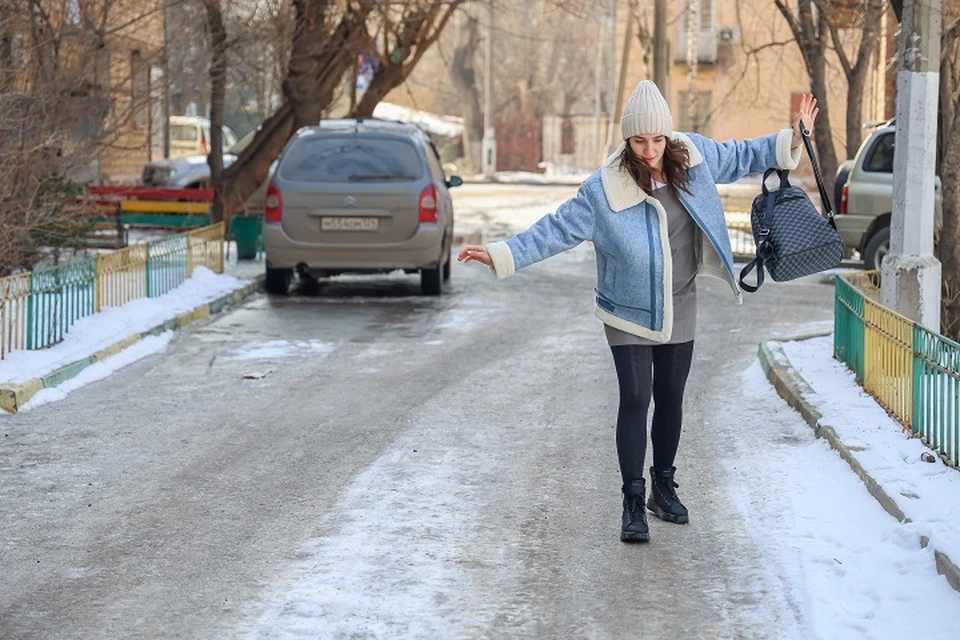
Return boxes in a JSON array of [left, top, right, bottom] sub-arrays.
[[458, 245, 493, 268], [791, 94, 820, 147]]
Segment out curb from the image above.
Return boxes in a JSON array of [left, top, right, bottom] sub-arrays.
[[0, 276, 263, 414], [758, 337, 960, 594]]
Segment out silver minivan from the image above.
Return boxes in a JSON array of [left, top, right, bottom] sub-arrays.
[[263, 119, 462, 295]]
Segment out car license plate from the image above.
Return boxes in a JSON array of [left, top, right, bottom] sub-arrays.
[[321, 216, 379, 232]]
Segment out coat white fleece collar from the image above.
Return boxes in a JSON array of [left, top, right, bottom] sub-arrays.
[[600, 132, 703, 212]]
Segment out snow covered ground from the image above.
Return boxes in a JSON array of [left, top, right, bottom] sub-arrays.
[[712, 343, 960, 639], [3, 184, 958, 636]]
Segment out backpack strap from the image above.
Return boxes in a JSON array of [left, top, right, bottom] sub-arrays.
[[799, 120, 837, 230], [738, 169, 782, 292]]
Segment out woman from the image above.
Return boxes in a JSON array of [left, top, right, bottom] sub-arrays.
[[459, 81, 819, 543]]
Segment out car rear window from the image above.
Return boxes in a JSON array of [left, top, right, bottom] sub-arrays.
[[170, 124, 200, 142], [279, 135, 424, 182], [864, 132, 894, 173]]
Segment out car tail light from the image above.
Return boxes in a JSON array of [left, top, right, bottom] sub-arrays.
[[201, 138, 211, 155], [840, 183, 848, 215], [265, 183, 282, 222], [419, 184, 438, 223]]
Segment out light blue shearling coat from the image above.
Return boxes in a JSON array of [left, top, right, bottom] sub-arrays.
[[485, 130, 801, 342]]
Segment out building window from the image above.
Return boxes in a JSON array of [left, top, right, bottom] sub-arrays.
[[66, 0, 81, 25], [700, 0, 714, 31], [677, 90, 712, 135]]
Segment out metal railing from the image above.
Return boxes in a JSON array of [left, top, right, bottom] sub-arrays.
[[835, 271, 960, 467], [188, 222, 226, 275], [0, 223, 224, 360], [913, 325, 960, 466], [97, 245, 147, 311], [863, 297, 914, 427], [0, 274, 31, 360], [27, 259, 97, 350]]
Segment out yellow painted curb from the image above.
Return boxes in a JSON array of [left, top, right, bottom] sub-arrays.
[[175, 306, 211, 328], [94, 335, 142, 362], [0, 379, 44, 414]]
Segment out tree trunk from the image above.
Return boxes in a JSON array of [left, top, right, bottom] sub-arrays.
[[450, 14, 483, 174], [826, 0, 884, 160], [653, 0, 667, 89], [204, 0, 227, 223], [845, 71, 867, 159], [353, 64, 408, 118], [937, 24, 960, 340], [937, 110, 960, 338], [776, 0, 838, 198]]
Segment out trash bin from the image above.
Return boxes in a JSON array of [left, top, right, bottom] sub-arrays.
[[231, 215, 261, 260]]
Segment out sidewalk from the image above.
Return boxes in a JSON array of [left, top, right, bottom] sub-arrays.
[[761, 332, 960, 594], [0, 253, 264, 414]]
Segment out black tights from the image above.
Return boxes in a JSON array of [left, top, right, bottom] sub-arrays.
[[611, 341, 695, 484]]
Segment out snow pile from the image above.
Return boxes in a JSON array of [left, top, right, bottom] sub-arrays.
[[781, 334, 960, 574], [714, 354, 960, 639], [372, 102, 463, 138]]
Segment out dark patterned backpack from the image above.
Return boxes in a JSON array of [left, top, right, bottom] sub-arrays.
[[738, 122, 844, 292]]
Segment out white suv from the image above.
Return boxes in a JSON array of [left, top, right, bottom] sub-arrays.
[[835, 120, 942, 269]]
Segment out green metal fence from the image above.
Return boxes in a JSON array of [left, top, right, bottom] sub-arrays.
[[1, 224, 224, 359], [146, 233, 189, 298], [834, 275, 865, 381], [836, 272, 960, 467], [26, 259, 97, 350], [913, 325, 960, 465]]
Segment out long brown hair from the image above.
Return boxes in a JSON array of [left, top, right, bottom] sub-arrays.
[[619, 137, 692, 197]]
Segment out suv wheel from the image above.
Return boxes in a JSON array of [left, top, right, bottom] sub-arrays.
[[442, 251, 452, 281], [265, 265, 292, 294], [863, 227, 890, 270], [421, 264, 443, 296]]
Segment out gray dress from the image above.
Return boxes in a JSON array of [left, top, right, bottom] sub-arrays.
[[605, 184, 698, 346]]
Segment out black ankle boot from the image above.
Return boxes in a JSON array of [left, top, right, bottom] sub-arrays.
[[647, 466, 689, 524], [621, 479, 650, 542]]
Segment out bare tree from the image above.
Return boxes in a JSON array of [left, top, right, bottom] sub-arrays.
[[207, 1, 376, 219], [774, 1, 840, 197], [349, 0, 463, 118], [825, 0, 888, 159], [0, 0, 161, 275], [450, 11, 483, 173]]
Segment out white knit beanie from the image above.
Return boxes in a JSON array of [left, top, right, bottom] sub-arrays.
[[621, 80, 674, 139]]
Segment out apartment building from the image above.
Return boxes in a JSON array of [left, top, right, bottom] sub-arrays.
[[1, 0, 165, 184]]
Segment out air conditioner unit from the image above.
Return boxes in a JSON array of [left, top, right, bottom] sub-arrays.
[[718, 26, 741, 45]]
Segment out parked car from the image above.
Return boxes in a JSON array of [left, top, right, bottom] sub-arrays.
[[263, 118, 463, 296], [141, 128, 269, 213], [166, 115, 238, 159], [835, 119, 942, 269]]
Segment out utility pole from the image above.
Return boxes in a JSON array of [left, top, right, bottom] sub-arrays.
[[162, 0, 170, 158], [609, 0, 617, 112], [685, 0, 699, 132], [653, 0, 667, 90], [481, 0, 496, 179], [593, 6, 605, 163], [882, 0, 941, 329], [608, 10, 634, 156]]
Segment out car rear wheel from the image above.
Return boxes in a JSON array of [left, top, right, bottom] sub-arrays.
[[421, 264, 443, 296], [442, 251, 451, 281], [265, 265, 292, 295], [863, 227, 890, 270]]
